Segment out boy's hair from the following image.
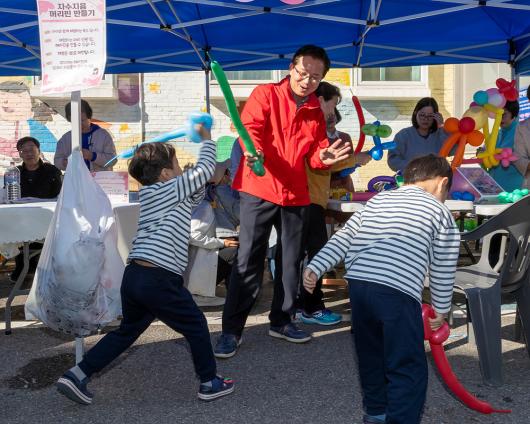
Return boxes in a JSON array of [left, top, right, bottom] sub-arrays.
[[411, 97, 440, 133], [128, 143, 176, 186], [504, 100, 519, 118], [403, 154, 453, 189], [316, 81, 342, 123], [291, 45, 331, 77], [17, 136, 40, 151], [65, 99, 93, 122]]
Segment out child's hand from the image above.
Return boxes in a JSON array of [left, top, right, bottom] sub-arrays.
[[429, 311, 447, 331], [196, 124, 211, 141], [303, 268, 318, 293]]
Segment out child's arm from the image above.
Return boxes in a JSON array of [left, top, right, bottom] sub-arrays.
[[306, 212, 362, 279], [429, 217, 461, 315]]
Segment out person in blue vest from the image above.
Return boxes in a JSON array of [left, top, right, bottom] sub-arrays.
[[488, 100, 523, 191]]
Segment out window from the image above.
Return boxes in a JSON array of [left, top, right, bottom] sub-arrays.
[[361, 66, 422, 82], [352, 66, 430, 99]]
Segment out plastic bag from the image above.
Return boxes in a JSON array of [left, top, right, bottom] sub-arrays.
[[25, 149, 124, 336]]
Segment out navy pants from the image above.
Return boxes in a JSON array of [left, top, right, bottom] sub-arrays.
[[79, 262, 217, 383], [348, 279, 427, 424], [223, 192, 307, 336]]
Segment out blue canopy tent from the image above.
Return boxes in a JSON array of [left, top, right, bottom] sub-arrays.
[[1, 0, 529, 76]]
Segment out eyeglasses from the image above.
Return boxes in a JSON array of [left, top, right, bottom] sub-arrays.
[[292, 66, 322, 84], [417, 113, 434, 120]]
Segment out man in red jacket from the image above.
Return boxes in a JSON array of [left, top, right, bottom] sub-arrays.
[[215, 45, 351, 358]]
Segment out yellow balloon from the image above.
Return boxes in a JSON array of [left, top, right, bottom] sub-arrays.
[[463, 106, 487, 130]]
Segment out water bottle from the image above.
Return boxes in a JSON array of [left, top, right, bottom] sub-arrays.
[[4, 161, 21, 203]]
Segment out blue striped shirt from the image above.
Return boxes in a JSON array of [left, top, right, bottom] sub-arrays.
[[307, 186, 460, 313], [128, 140, 216, 275]]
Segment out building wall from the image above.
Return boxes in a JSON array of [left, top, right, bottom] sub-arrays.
[[1, 64, 509, 193]]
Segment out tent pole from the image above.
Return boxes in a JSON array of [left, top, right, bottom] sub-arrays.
[[205, 69, 211, 114], [70, 91, 82, 151]]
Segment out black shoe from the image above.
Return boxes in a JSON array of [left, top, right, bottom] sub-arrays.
[[56, 371, 93, 405]]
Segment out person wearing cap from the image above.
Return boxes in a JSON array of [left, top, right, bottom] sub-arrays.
[[185, 160, 239, 306], [9, 136, 62, 282], [54, 100, 116, 172]]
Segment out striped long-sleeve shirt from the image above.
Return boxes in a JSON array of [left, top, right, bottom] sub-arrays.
[[128, 140, 217, 275], [307, 186, 460, 313]]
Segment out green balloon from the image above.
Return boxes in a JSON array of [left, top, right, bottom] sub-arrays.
[[377, 125, 392, 138], [210, 61, 265, 177], [362, 124, 377, 136]]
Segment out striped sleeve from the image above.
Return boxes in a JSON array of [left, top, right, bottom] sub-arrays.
[[307, 211, 362, 278], [142, 140, 216, 205], [429, 213, 460, 314]]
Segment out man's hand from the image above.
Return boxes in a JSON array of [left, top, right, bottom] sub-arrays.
[[355, 151, 372, 166], [303, 268, 318, 293], [244, 150, 264, 168], [223, 238, 239, 248], [429, 311, 447, 331], [320, 139, 352, 166], [82, 149, 92, 161]]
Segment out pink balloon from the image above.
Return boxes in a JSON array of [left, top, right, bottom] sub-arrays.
[[469, 101, 478, 107]]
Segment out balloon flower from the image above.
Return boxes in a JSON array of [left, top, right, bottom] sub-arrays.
[[439, 117, 484, 169], [105, 112, 213, 167], [496, 78, 519, 102], [361, 121, 396, 160], [422, 304, 511, 414], [498, 188, 529, 203], [494, 148, 518, 168], [469, 82, 516, 169], [210, 60, 265, 177]]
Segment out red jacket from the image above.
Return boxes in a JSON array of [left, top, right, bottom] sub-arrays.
[[232, 77, 329, 206]]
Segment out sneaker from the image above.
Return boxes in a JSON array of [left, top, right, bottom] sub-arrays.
[[214, 333, 241, 359], [269, 323, 311, 343], [56, 371, 93, 405], [198, 376, 235, 401], [300, 309, 342, 326]]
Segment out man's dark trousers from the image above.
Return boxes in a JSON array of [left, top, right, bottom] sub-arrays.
[[222, 192, 307, 336]]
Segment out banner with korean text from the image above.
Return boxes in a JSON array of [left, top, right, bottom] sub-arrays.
[[37, 0, 106, 94]]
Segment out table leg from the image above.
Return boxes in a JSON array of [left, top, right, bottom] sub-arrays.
[[75, 337, 85, 364], [5, 242, 30, 335]]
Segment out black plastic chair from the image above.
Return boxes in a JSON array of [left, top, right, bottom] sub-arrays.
[[453, 196, 530, 386]]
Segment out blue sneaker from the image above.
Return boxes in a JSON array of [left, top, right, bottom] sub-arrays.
[[214, 333, 241, 358], [198, 375, 235, 401], [56, 371, 93, 405], [269, 323, 311, 343], [300, 309, 342, 326]]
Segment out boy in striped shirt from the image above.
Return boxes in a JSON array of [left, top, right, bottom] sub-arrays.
[[303, 154, 460, 424], [57, 125, 234, 405]]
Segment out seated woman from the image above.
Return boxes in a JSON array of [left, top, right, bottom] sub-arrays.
[[487, 100, 523, 192], [388, 97, 448, 172], [185, 160, 240, 306], [10, 136, 62, 281], [54, 100, 116, 172]]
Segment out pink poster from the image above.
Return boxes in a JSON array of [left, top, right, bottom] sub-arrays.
[[37, 0, 106, 94]]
